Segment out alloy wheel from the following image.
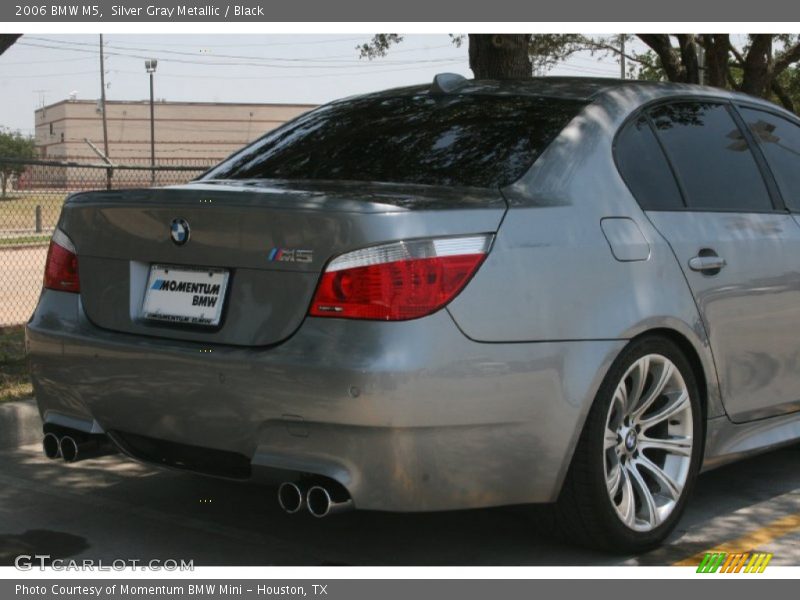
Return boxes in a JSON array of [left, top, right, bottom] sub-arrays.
[[603, 354, 694, 532]]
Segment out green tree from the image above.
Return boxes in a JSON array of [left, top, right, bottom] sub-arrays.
[[359, 34, 586, 79], [630, 36, 800, 112], [0, 131, 36, 198], [634, 35, 800, 111], [360, 34, 800, 113]]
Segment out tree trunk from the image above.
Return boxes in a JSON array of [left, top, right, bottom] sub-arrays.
[[468, 34, 532, 79], [676, 35, 700, 84], [637, 34, 685, 82], [702, 34, 731, 88], [741, 35, 773, 97], [1, 173, 7, 199]]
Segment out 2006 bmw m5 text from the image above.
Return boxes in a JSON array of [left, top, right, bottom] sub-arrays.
[[27, 74, 800, 552]]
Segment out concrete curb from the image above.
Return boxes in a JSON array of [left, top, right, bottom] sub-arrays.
[[0, 397, 42, 449]]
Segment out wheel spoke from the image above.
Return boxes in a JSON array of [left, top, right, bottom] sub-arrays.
[[617, 467, 636, 527], [611, 387, 627, 427], [632, 361, 673, 420], [627, 462, 659, 528], [635, 454, 682, 502], [627, 357, 649, 413], [607, 461, 622, 496], [638, 434, 693, 457], [604, 427, 619, 451], [639, 390, 690, 428]]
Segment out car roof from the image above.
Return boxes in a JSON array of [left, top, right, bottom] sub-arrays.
[[324, 75, 798, 129], [342, 77, 622, 102], [347, 76, 787, 112]]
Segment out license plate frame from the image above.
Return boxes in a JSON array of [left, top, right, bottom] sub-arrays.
[[141, 264, 230, 327]]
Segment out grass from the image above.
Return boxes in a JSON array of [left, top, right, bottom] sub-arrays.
[[0, 192, 68, 233], [0, 234, 50, 247], [0, 326, 32, 403]]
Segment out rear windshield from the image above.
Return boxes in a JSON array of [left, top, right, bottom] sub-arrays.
[[202, 94, 587, 188]]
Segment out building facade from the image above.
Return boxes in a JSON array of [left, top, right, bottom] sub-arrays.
[[35, 98, 316, 167]]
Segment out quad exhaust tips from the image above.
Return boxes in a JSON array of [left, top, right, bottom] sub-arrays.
[[277, 481, 306, 514], [278, 480, 353, 518], [59, 436, 81, 462], [306, 485, 354, 518], [42, 430, 116, 463], [42, 432, 61, 459]]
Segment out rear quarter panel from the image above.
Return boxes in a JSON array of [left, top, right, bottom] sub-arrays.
[[446, 90, 725, 418]]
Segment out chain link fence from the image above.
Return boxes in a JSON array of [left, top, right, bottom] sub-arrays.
[[0, 158, 212, 327]]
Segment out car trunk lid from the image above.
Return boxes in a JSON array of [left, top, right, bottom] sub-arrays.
[[59, 180, 505, 346]]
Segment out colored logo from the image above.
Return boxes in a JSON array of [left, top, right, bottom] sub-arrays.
[[170, 219, 190, 246], [696, 551, 773, 573], [268, 247, 313, 263]]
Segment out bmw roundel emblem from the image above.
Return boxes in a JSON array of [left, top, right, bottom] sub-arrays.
[[170, 218, 190, 246]]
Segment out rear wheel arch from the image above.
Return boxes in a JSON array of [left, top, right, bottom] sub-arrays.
[[552, 330, 706, 551], [628, 328, 709, 426], [552, 326, 710, 503]]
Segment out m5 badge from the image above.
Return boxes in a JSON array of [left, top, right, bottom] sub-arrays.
[[268, 247, 313, 263]]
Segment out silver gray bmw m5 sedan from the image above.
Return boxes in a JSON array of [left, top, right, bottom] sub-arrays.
[[27, 74, 800, 552]]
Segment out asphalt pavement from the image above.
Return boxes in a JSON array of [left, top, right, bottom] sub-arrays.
[[0, 439, 798, 567]]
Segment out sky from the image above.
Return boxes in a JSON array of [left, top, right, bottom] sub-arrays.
[[0, 34, 634, 135]]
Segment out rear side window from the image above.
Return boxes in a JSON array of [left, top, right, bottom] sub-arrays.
[[615, 116, 684, 210], [648, 102, 774, 212], [203, 94, 587, 188], [740, 107, 800, 211]]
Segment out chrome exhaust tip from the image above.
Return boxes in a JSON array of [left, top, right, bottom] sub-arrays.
[[58, 435, 116, 463], [307, 485, 353, 518], [42, 432, 61, 460], [59, 436, 79, 463], [277, 482, 305, 514]]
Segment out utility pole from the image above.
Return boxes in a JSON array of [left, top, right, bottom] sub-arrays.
[[619, 35, 626, 79], [145, 59, 158, 185], [99, 34, 111, 189]]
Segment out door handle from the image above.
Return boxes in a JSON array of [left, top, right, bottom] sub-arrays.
[[689, 252, 726, 274]]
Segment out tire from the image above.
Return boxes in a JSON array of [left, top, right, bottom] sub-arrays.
[[553, 335, 703, 553]]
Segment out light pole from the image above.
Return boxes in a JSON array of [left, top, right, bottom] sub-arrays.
[[145, 58, 158, 184]]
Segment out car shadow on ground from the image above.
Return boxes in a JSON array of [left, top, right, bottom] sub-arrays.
[[0, 442, 798, 566]]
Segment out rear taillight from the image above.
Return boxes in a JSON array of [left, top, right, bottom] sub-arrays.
[[43, 229, 80, 293], [309, 235, 493, 321]]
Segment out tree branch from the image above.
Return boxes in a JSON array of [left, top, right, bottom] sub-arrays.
[[773, 41, 800, 77], [583, 40, 648, 65], [357, 34, 403, 60], [771, 80, 796, 112], [637, 34, 684, 82]]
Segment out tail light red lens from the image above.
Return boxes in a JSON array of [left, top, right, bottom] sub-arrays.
[[43, 229, 80, 293], [310, 235, 492, 321]]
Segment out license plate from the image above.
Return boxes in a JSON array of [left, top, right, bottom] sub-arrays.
[[142, 265, 229, 326]]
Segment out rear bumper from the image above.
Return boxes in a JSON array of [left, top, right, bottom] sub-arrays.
[[27, 289, 624, 511]]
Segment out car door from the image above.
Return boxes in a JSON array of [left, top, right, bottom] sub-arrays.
[[618, 99, 800, 423], [738, 105, 800, 235]]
